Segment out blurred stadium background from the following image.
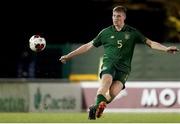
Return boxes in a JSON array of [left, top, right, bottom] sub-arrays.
[[0, 0, 180, 123]]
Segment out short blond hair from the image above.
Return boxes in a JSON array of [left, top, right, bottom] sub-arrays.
[[113, 5, 127, 15]]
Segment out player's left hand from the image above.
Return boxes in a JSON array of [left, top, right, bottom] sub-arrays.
[[167, 46, 179, 54], [59, 55, 69, 64]]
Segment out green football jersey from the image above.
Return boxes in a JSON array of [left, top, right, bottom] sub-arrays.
[[92, 25, 147, 73]]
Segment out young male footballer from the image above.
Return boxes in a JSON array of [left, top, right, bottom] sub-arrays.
[[59, 5, 179, 120]]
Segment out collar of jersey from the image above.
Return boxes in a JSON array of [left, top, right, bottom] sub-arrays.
[[112, 24, 126, 32]]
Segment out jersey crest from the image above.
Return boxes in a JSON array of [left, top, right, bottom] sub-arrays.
[[124, 33, 130, 40], [110, 35, 115, 39]]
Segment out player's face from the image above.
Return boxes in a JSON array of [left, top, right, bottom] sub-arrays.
[[112, 11, 126, 27]]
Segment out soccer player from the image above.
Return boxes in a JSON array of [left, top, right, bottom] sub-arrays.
[[59, 5, 179, 120]]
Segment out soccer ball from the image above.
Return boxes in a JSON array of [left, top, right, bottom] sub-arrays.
[[29, 35, 46, 52]]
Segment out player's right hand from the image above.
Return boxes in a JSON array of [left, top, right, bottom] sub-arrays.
[[167, 46, 179, 54], [59, 55, 69, 64]]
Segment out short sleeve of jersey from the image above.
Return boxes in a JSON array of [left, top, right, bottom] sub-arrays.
[[92, 30, 103, 47], [135, 30, 147, 43]]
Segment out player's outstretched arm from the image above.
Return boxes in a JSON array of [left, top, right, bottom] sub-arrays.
[[145, 38, 179, 54], [59, 41, 94, 64]]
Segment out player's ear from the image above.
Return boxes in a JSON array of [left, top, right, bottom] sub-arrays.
[[122, 12, 126, 20], [124, 13, 126, 20]]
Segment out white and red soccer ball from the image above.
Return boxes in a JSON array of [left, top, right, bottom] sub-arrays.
[[29, 35, 46, 52]]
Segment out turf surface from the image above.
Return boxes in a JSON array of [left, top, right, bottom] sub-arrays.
[[0, 112, 179, 123]]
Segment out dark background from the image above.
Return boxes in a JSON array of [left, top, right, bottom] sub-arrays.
[[0, 0, 170, 78]]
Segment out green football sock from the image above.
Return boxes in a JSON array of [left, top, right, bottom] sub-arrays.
[[95, 94, 107, 107]]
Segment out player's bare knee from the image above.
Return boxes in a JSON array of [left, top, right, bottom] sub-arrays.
[[102, 74, 112, 82]]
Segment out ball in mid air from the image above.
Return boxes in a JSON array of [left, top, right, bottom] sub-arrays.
[[29, 35, 46, 52]]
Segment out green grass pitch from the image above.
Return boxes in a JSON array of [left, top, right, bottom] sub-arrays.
[[0, 112, 179, 123]]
